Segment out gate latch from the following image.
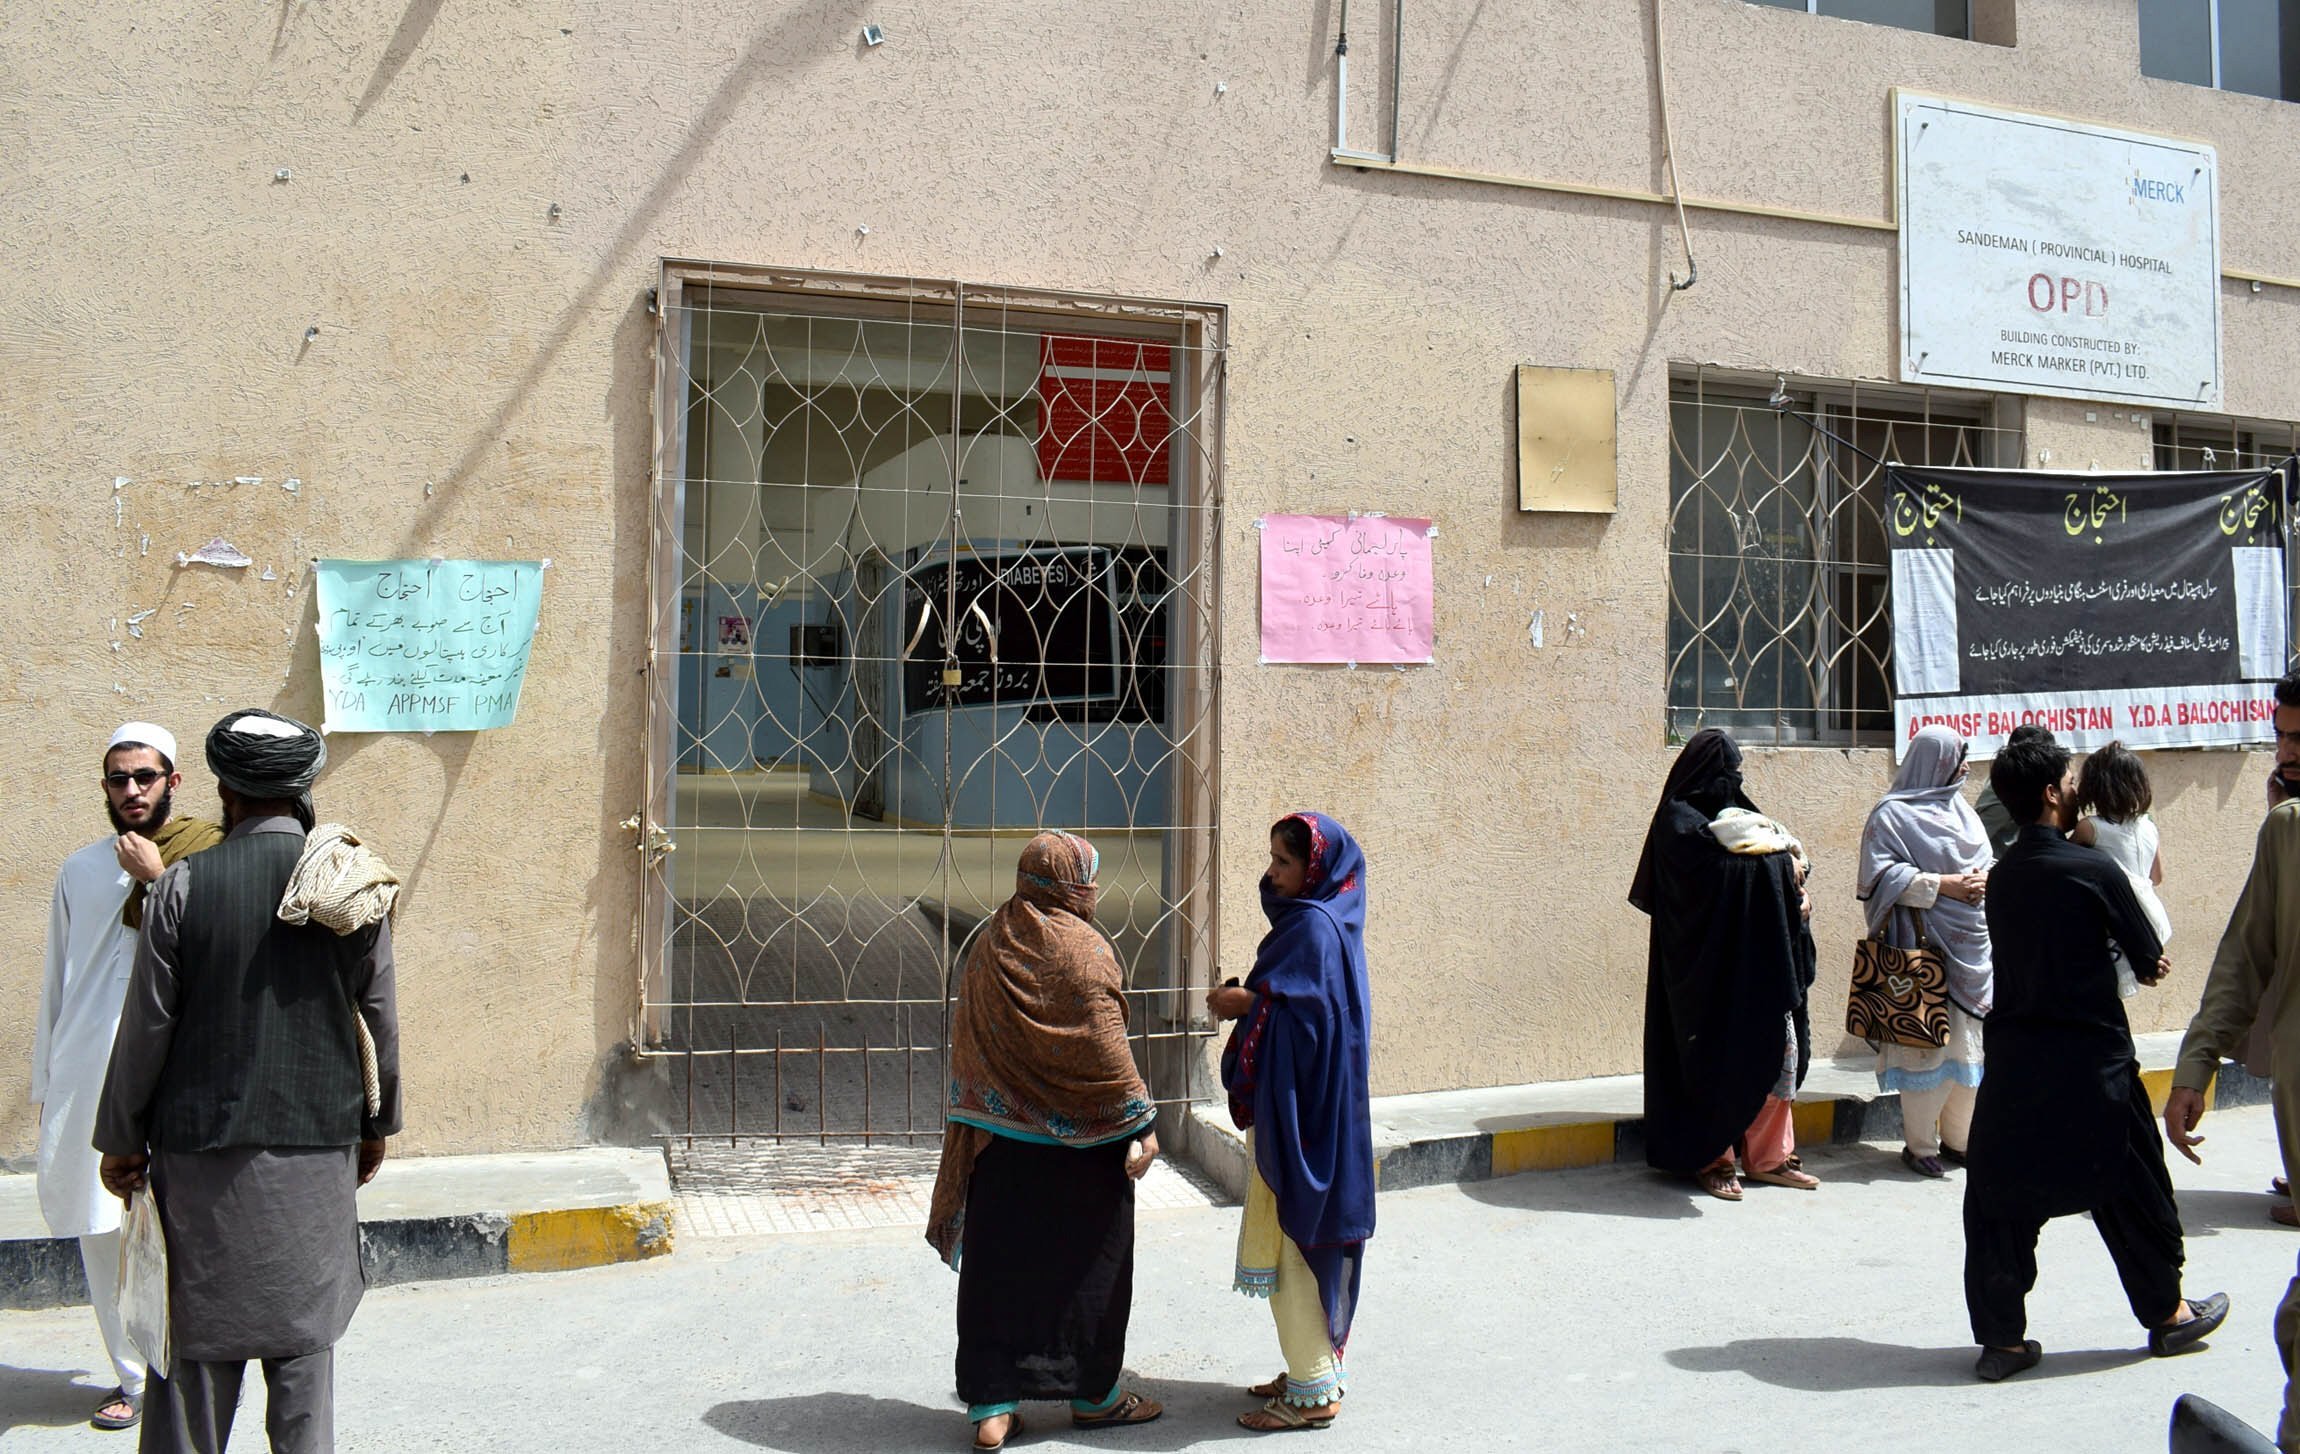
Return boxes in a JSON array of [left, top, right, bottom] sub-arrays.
[[620, 814, 676, 869]]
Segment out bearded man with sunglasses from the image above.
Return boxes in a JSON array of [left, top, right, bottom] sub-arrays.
[[30, 724, 219, 1432]]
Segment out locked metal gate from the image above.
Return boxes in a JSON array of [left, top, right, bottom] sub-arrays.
[[637, 263, 1226, 1144]]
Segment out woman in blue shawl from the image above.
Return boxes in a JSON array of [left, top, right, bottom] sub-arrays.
[[1211, 812, 1375, 1433]]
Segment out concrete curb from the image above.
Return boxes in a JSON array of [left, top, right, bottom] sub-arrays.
[[1186, 1060, 2270, 1200], [0, 1144, 679, 1313], [0, 1201, 677, 1312]]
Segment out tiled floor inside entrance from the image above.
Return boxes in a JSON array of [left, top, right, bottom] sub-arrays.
[[668, 1140, 1229, 1238]]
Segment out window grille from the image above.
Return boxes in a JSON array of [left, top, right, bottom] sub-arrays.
[[1666, 370, 2019, 747], [2154, 412, 2300, 669]]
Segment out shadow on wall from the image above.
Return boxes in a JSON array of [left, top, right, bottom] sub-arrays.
[[351, 0, 448, 121], [590, 289, 679, 1144], [380, 1, 870, 531]]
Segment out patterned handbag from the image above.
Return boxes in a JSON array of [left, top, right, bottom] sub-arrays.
[[1846, 909, 1951, 1049]]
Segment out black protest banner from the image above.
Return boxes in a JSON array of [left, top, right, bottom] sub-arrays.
[[1886, 462, 2290, 758]]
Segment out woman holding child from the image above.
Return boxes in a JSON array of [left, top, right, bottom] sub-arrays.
[[1631, 729, 1820, 1201]]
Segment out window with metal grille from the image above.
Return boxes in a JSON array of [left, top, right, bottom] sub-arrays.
[[1667, 372, 2019, 747], [2154, 413, 2300, 665]]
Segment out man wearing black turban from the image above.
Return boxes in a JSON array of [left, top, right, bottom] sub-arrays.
[[94, 709, 399, 1453]]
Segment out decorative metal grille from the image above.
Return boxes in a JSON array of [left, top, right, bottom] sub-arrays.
[[1666, 370, 2021, 746], [2154, 413, 2300, 656], [638, 265, 1225, 1144]]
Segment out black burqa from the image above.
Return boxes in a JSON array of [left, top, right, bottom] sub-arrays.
[[1629, 730, 1817, 1174]]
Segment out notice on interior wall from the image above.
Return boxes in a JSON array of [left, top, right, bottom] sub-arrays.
[[1257, 514, 1436, 665], [314, 559, 546, 733], [1896, 90, 2221, 409]]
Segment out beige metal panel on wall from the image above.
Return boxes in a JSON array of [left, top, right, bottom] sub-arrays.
[[1515, 366, 1618, 514]]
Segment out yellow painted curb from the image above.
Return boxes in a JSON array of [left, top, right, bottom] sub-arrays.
[[1791, 1098, 1836, 1149], [507, 1202, 677, 1274], [1490, 1122, 1614, 1176], [2138, 1068, 2212, 1118]]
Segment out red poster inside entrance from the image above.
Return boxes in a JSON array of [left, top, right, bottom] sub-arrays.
[[1035, 335, 1173, 487]]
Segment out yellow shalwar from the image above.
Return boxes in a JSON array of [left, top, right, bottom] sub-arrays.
[[1233, 1132, 1345, 1408]]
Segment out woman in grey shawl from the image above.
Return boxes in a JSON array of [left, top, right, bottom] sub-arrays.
[[1856, 725, 1994, 1178]]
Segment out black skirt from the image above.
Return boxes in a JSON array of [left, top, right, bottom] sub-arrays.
[[954, 1134, 1134, 1406]]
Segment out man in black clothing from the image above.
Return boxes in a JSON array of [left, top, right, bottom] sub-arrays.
[[1962, 729, 2226, 1382]]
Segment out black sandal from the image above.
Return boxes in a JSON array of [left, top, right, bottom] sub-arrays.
[[972, 1410, 1023, 1450]]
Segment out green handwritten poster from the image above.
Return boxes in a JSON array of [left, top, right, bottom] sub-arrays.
[[314, 559, 545, 733]]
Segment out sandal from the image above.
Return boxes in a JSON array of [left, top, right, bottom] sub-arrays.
[[1073, 1391, 1162, 1429], [90, 1388, 141, 1432], [1695, 1162, 1743, 1201], [2273, 1202, 2299, 1228], [972, 1410, 1023, 1451], [1238, 1398, 1336, 1433], [1901, 1147, 1947, 1179], [1747, 1164, 1821, 1190]]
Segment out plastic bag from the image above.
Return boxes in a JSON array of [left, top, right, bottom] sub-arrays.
[[117, 1185, 171, 1380]]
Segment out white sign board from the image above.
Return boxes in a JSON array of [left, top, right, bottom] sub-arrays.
[[1897, 92, 2221, 411]]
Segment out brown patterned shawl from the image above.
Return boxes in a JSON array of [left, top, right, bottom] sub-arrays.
[[925, 831, 1153, 1268]]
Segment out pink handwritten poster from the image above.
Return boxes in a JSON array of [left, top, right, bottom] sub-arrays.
[[1258, 514, 1436, 665]]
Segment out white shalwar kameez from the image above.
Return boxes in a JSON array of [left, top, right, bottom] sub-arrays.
[[29, 836, 145, 1398]]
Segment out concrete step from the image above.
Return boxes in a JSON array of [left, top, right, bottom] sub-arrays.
[[1186, 1030, 2266, 1200], [0, 1148, 674, 1311]]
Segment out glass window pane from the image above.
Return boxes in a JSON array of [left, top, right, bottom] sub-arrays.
[[2220, 0, 2281, 96], [2216, 0, 2300, 99], [2140, 0, 2215, 85], [1819, 0, 1968, 38]]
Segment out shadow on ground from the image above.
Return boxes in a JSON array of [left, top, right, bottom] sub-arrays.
[[1666, 1336, 2154, 1391], [2167, 1187, 2291, 1238], [704, 1378, 1274, 1451], [1457, 1166, 1701, 1221], [0, 1365, 102, 1433]]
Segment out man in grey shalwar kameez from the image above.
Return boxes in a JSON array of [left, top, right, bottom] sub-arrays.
[[94, 709, 399, 1454]]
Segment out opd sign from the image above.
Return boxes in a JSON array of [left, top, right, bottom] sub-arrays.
[[1896, 92, 2221, 411]]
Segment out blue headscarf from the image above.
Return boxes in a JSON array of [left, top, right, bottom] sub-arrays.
[[1220, 812, 1375, 1349]]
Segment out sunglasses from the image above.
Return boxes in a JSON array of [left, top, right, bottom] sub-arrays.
[[103, 769, 167, 790]]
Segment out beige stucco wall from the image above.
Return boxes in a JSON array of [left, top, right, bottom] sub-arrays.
[[7, 0, 2300, 1154]]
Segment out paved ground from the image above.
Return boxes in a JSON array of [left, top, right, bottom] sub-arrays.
[[8, 1107, 2300, 1451]]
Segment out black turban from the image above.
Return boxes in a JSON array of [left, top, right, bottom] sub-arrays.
[[206, 708, 327, 827]]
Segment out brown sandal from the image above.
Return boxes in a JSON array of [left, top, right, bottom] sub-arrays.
[[1747, 1164, 1821, 1190], [1695, 1163, 1744, 1201], [1073, 1391, 1162, 1429], [1238, 1398, 1336, 1433]]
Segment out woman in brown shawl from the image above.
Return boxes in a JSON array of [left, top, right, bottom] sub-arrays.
[[926, 831, 1164, 1450]]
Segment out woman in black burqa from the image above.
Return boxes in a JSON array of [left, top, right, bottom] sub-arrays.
[[1629, 729, 1819, 1200]]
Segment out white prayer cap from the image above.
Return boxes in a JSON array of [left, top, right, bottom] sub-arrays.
[[108, 721, 179, 766]]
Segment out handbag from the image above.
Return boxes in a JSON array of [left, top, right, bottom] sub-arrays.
[[1846, 908, 1951, 1049]]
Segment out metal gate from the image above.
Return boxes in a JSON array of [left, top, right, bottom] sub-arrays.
[[637, 263, 1226, 1145]]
